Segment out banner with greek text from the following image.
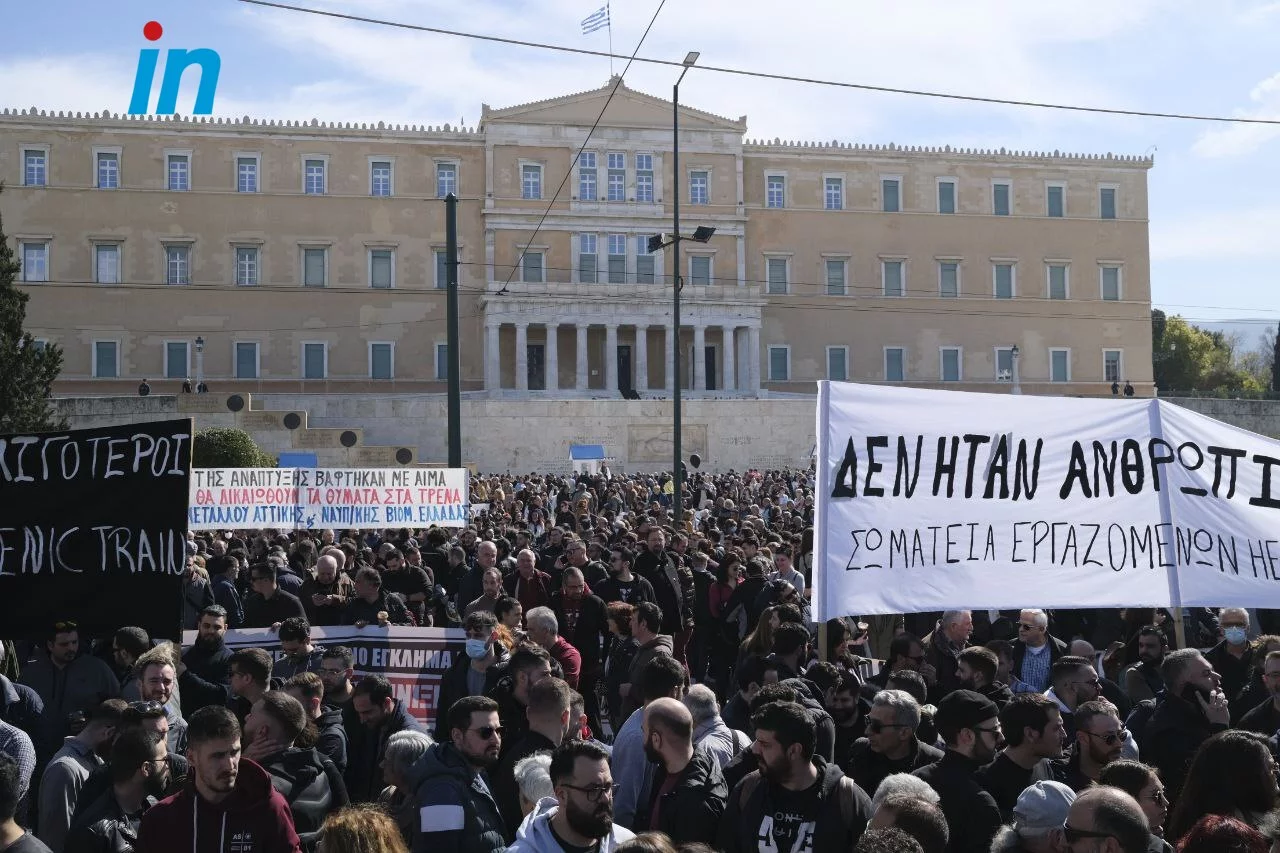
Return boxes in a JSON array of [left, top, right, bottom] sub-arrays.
[[813, 383, 1280, 619], [183, 626, 466, 729], [188, 467, 469, 530]]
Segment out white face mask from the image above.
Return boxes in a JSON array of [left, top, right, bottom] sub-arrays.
[[1224, 626, 1248, 646]]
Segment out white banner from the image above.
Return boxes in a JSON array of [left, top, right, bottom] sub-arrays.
[[813, 383, 1280, 619], [187, 468, 469, 530]]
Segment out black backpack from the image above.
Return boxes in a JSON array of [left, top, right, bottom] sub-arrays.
[[264, 748, 341, 847]]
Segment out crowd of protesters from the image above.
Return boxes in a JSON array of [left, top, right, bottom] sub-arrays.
[[3, 467, 1280, 852]]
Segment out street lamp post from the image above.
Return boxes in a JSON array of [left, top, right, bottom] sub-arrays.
[[1011, 344, 1021, 395], [195, 336, 205, 393], [672, 50, 699, 531]]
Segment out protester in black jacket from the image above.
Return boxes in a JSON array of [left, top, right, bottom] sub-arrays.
[[435, 613, 510, 741], [65, 727, 166, 853], [344, 677, 427, 803], [283, 672, 348, 774], [177, 606, 233, 719], [242, 563, 307, 628], [632, 699, 727, 844], [634, 530, 696, 664], [1141, 649, 1230, 807], [912, 690, 1004, 853]]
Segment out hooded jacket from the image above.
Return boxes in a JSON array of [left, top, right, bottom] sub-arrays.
[[344, 699, 424, 803], [507, 796, 635, 853], [780, 677, 837, 764], [716, 756, 871, 853], [134, 758, 301, 853], [435, 645, 510, 742], [179, 641, 233, 720], [313, 706, 348, 774], [617, 634, 674, 723], [633, 746, 727, 844], [259, 747, 348, 848], [407, 742, 507, 853]]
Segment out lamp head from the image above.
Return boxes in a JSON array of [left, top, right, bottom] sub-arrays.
[[683, 51, 700, 67], [647, 234, 667, 253], [692, 226, 716, 243]]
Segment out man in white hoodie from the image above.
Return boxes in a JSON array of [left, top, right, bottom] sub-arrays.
[[508, 741, 633, 853]]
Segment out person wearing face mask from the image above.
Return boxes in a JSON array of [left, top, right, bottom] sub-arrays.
[[491, 678, 572, 837], [1205, 607, 1254, 709], [436, 612, 510, 742], [63, 729, 169, 853]]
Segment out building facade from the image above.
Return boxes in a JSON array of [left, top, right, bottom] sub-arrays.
[[1, 79, 1154, 398]]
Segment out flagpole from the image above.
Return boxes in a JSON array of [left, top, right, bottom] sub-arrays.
[[607, 0, 614, 76]]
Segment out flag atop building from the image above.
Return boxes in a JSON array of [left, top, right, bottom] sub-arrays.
[[581, 4, 610, 34]]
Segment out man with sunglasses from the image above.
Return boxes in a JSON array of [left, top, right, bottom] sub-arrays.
[[913, 690, 1004, 853], [1060, 786, 1151, 853], [1011, 609, 1067, 695], [1046, 657, 1103, 741], [1041, 700, 1127, 794], [409, 695, 508, 853], [846, 690, 942, 798]]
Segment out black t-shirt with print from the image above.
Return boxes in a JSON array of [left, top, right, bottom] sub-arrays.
[[759, 776, 822, 853]]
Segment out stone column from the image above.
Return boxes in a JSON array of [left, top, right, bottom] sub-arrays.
[[722, 325, 736, 392], [605, 324, 619, 390], [576, 324, 588, 390], [515, 323, 529, 391], [748, 326, 761, 392], [693, 325, 706, 391], [545, 323, 559, 391], [664, 324, 675, 392], [485, 321, 500, 390], [635, 324, 649, 391]]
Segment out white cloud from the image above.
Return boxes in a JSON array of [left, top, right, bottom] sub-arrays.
[[1192, 72, 1280, 158], [1151, 206, 1280, 260]]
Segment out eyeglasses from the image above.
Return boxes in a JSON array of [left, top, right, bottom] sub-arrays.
[[1073, 678, 1102, 689], [561, 783, 619, 803], [867, 720, 910, 734], [1144, 789, 1168, 804], [469, 725, 503, 740], [1062, 824, 1116, 843], [1081, 728, 1127, 746], [147, 755, 173, 767], [126, 701, 165, 717]]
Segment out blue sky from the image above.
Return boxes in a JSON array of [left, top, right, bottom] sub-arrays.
[[7, 0, 1280, 338]]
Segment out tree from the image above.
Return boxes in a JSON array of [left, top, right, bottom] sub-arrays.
[[1151, 310, 1262, 397], [192, 427, 275, 468], [0, 183, 67, 433], [1272, 321, 1280, 395]]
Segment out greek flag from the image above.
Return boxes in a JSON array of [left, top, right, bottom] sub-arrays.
[[581, 5, 610, 34]]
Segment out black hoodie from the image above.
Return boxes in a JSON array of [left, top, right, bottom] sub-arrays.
[[314, 706, 348, 774], [717, 756, 870, 853]]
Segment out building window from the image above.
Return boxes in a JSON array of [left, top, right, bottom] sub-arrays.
[[607, 234, 626, 284], [938, 179, 956, 214], [1048, 264, 1068, 300], [1046, 183, 1065, 217], [521, 251, 544, 283], [370, 160, 392, 197], [31, 339, 48, 353], [884, 347, 905, 381], [97, 152, 119, 189], [995, 346, 1015, 382], [165, 245, 190, 285], [23, 149, 46, 187], [881, 178, 900, 212], [578, 152, 597, 201], [766, 175, 785, 209], [636, 154, 654, 203], [436, 162, 457, 198], [167, 154, 189, 191], [940, 347, 962, 382], [235, 342, 259, 379], [689, 170, 708, 205], [302, 343, 327, 379], [304, 159, 326, 195], [825, 259, 847, 296], [827, 346, 848, 381], [370, 342, 394, 380], [94, 244, 120, 284], [237, 156, 258, 193], [994, 263, 1014, 299], [21, 242, 48, 282], [93, 341, 119, 378], [690, 255, 711, 286], [522, 164, 542, 200], [369, 249, 394, 289], [434, 250, 448, 290], [1104, 349, 1122, 383], [939, 261, 959, 297], [302, 248, 327, 287], [607, 152, 625, 202], [824, 177, 843, 211], [1100, 186, 1117, 220], [1101, 266, 1121, 301], [235, 247, 259, 286], [635, 235, 655, 284], [766, 257, 788, 294], [435, 343, 449, 381], [164, 341, 189, 380], [768, 346, 790, 382], [578, 234, 598, 283], [993, 181, 1011, 216], [1050, 348, 1070, 382], [882, 259, 904, 297]]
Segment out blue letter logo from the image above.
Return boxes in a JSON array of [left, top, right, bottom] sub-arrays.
[[127, 21, 220, 116]]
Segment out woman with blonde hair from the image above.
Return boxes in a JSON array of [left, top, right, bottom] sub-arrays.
[[317, 804, 408, 853]]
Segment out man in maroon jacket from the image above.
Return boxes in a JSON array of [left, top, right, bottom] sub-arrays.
[[135, 706, 299, 853]]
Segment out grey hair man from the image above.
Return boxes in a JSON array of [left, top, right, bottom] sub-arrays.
[[848, 690, 942, 797], [870, 773, 940, 814], [513, 752, 553, 818], [923, 610, 973, 699], [683, 684, 750, 771]]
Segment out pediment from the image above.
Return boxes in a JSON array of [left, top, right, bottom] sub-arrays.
[[481, 78, 746, 133]]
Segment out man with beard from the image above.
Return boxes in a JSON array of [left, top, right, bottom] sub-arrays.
[[912, 690, 1004, 853], [1044, 656, 1102, 741], [633, 698, 727, 845], [846, 690, 942, 798], [178, 607, 233, 720], [241, 563, 307, 629], [1043, 700, 1125, 792], [957, 647, 1014, 710], [1144, 650, 1231, 808], [504, 551, 554, 617], [408, 696, 508, 853], [272, 618, 325, 681], [317, 647, 356, 711], [283, 673, 347, 774], [507, 740, 634, 853], [1240, 651, 1280, 735], [465, 570, 504, 617], [37, 699, 126, 852], [346, 676, 426, 803], [457, 541, 499, 615], [63, 728, 169, 853], [134, 706, 300, 853], [299, 554, 353, 627], [21, 622, 120, 767], [487, 647, 554, 757], [976, 694, 1066, 821], [491, 677, 572, 835], [633, 529, 696, 668], [342, 568, 413, 627], [717, 700, 872, 853], [595, 547, 655, 606], [382, 548, 434, 627], [828, 673, 868, 772], [134, 650, 187, 756], [1123, 627, 1168, 703]]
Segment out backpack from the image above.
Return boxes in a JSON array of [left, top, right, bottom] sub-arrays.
[[265, 748, 337, 838], [736, 771, 860, 831]]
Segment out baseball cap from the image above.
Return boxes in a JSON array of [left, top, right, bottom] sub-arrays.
[[1013, 781, 1077, 831]]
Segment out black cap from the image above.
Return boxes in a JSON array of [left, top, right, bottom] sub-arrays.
[[934, 689, 999, 731]]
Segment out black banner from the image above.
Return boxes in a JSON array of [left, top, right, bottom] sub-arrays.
[[0, 419, 192, 639]]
